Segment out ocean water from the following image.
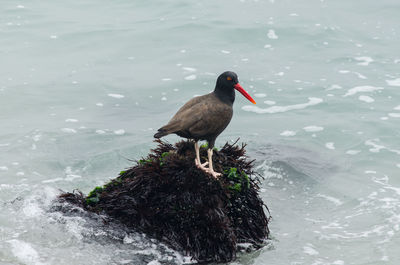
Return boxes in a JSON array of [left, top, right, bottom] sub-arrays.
[[1, 0, 400, 264]]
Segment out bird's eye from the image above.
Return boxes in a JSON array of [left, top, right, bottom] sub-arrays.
[[227, 76, 232, 81]]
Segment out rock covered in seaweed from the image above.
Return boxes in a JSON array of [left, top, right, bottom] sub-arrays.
[[58, 140, 270, 263]]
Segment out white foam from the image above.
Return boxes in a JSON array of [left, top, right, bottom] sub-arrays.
[[303, 244, 319, 256], [316, 194, 343, 206], [23, 196, 44, 217], [221, 50, 231, 54], [42, 177, 63, 183], [96, 102, 104, 107], [184, 75, 196, 80], [303, 125, 324, 132], [95, 130, 106, 134], [354, 56, 373, 66], [254, 93, 267, 98], [61, 128, 77, 133], [365, 139, 385, 153], [242, 97, 323, 114], [344, 86, 383, 97], [263, 100, 276, 105], [114, 129, 125, 135], [108, 93, 125, 99], [0, 166, 8, 171], [358, 95, 374, 103], [332, 260, 345, 265], [31, 134, 40, 142], [0, 184, 13, 190], [8, 240, 46, 265], [161, 78, 171, 81], [267, 29, 278, 39], [280, 130, 296, 136], [325, 142, 335, 150], [65, 174, 82, 181], [182, 67, 196, 72], [161, 97, 167, 101], [354, 72, 367, 79], [327, 84, 342, 90], [386, 78, 400, 87], [393, 105, 400, 110], [388, 113, 400, 118], [65, 166, 74, 175], [65, 118, 78, 122], [364, 139, 400, 155], [346, 150, 361, 155]]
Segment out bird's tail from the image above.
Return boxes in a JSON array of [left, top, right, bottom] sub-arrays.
[[154, 128, 169, 138]]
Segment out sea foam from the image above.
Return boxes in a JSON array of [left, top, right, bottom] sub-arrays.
[[303, 125, 324, 132], [242, 97, 323, 114], [386, 78, 400, 87], [344, 86, 383, 97], [8, 240, 46, 265], [108, 93, 125, 99]]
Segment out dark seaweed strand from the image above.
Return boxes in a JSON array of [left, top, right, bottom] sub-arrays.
[[56, 140, 270, 263]]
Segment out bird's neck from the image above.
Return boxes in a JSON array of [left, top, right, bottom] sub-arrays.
[[214, 86, 235, 105]]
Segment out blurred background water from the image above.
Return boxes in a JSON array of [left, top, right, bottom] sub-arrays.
[[1, 0, 400, 264]]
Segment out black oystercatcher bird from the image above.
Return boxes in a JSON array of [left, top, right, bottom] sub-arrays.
[[154, 71, 256, 178]]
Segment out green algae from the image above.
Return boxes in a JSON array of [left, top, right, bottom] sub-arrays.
[[225, 167, 251, 193], [85, 186, 104, 205], [159, 151, 170, 166], [200, 142, 218, 151]]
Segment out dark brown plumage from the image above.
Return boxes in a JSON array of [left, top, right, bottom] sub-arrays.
[[154, 71, 256, 177]]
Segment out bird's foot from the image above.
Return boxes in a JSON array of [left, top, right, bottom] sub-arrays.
[[194, 159, 208, 167], [194, 159, 221, 179], [200, 162, 209, 167], [207, 170, 222, 179], [195, 159, 209, 169]]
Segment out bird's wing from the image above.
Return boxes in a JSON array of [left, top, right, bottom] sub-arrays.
[[157, 93, 233, 139], [157, 95, 209, 134], [187, 100, 233, 138], [173, 95, 206, 114]]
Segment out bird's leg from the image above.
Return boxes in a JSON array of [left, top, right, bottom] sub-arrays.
[[194, 141, 208, 169], [194, 141, 201, 166], [206, 148, 221, 178]]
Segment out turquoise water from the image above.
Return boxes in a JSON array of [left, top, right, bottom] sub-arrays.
[[1, 0, 400, 264]]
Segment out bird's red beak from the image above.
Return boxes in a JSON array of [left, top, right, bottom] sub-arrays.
[[234, 83, 256, 104]]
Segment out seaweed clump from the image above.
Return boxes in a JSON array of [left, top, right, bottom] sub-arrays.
[[58, 140, 270, 263]]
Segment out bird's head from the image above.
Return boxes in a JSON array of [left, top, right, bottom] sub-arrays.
[[215, 71, 256, 104]]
